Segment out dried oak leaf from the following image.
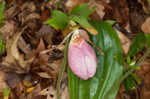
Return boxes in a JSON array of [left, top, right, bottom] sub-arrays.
[[36, 25, 55, 46], [65, 0, 88, 12], [24, 13, 40, 23], [89, 0, 105, 20], [0, 71, 8, 90], [0, 21, 17, 41], [115, 29, 131, 54], [21, 2, 36, 12], [38, 85, 69, 99], [18, 36, 31, 55], [2, 31, 33, 71], [5, 72, 21, 89], [26, 84, 42, 99], [141, 17, 150, 33], [37, 72, 51, 79]]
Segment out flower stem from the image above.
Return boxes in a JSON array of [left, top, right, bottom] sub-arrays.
[[56, 38, 70, 99]]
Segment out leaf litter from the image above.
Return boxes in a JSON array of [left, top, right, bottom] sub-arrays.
[[0, 0, 150, 99]]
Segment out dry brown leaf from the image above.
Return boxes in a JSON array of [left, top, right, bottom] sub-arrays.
[[24, 13, 40, 22], [36, 25, 55, 45], [26, 38, 46, 59], [11, 82, 26, 99], [2, 31, 34, 70], [18, 36, 31, 54], [5, 73, 21, 89], [65, 0, 87, 12], [38, 85, 69, 99], [115, 29, 131, 54], [5, 5, 19, 18], [36, 39, 46, 53], [27, 84, 42, 99], [40, 9, 50, 23], [0, 71, 8, 90], [61, 86, 69, 99], [141, 17, 150, 33], [0, 21, 17, 40], [104, 0, 110, 3], [21, 2, 36, 12], [37, 72, 51, 79], [89, 0, 105, 19]]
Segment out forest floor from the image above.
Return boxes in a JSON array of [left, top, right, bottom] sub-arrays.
[[0, 0, 150, 99]]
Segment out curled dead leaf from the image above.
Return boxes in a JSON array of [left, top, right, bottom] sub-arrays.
[[2, 29, 34, 71]]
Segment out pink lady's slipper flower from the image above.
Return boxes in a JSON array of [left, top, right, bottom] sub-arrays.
[[68, 29, 97, 80]]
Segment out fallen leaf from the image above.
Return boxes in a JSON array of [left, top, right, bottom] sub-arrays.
[[141, 17, 150, 33], [27, 84, 42, 99], [21, 2, 36, 12], [38, 85, 69, 99], [5, 72, 21, 89], [0, 21, 17, 41], [5, 5, 19, 18], [37, 72, 51, 79], [2, 30, 34, 72], [10, 82, 26, 99], [24, 13, 40, 23], [18, 36, 31, 54], [65, 0, 88, 12], [36, 25, 55, 45], [40, 9, 50, 23], [0, 71, 8, 90], [89, 0, 105, 19], [35, 39, 46, 53], [115, 29, 131, 54]]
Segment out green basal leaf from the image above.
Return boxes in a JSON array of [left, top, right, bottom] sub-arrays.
[[0, 1, 5, 25], [68, 21, 124, 99], [0, 40, 5, 53], [145, 34, 150, 46], [71, 3, 96, 19], [70, 15, 93, 29], [45, 10, 69, 29], [128, 32, 146, 57]]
